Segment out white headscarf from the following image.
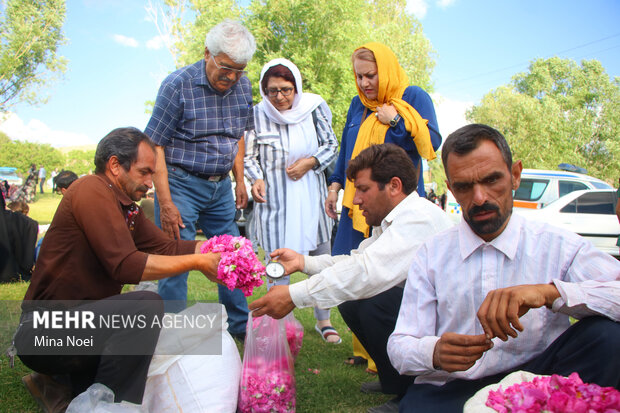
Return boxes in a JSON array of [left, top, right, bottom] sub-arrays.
[[257, 58, 332, 125], [257, 58, 330, 254]]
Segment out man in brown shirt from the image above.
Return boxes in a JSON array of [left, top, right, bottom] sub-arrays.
[[15, 127, 222, 411]]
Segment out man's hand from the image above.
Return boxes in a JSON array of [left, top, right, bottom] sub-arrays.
[[325, 189, 339, 219], [477, 284, 561, 341], [195, 252, 223, 285], [158, 200, 185, 239], [269, 248, 304, 275], [251, 179, 266, 203], [286, 157, 316, 181], [249, 285, 295, 319], [235, 180, 248, 209], [432, 332, 493, 372]]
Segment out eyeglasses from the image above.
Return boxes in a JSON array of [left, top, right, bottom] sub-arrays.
[[267, 87, 294, 97], [210, 55, 247, 78]]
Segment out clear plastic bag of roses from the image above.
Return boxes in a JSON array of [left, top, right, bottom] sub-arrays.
[[238, 313, 296, 413], [200, 235, 265, 296]]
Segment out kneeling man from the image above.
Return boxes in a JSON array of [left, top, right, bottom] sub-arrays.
[[388, 124, 620, 412], [15, 127, 222, 411], [251, 143, 453, 412]]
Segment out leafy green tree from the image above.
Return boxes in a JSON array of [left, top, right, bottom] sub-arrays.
[[147, 0, 435, 137], [0, 0, 67, 111], [0, 139, 64, 175], [0, 130, 10, 145], [64, 149, 95, 176], [468, 57, 620, 182]]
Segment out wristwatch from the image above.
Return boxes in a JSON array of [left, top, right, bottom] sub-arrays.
[[389, 114, 401, 128]]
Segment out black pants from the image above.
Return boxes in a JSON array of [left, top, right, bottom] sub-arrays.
[[339, 286, 414, 396], [399, 316, 620, 413], [16, 291, 163, 404]]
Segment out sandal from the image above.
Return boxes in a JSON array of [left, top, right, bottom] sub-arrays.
[[314, 324, 342, 344], [344, 356, 368, 366]]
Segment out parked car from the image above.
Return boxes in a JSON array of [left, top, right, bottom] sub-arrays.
[[514, 169, 612, 210], [443, 168, 613, 224], [0, 167, 23, 186], [514, 189, 620, 258]]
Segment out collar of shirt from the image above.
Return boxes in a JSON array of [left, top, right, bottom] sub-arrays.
[[194, 59, 237, 98], [458, 213, 522, 261], [97, 174, 135, 208], [375, 192, 421, 236]]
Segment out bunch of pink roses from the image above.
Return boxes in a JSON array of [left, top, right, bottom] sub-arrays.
[[238, 357, 296, 412], [200, 235, 265, 296], [486, 372, 620, 413]]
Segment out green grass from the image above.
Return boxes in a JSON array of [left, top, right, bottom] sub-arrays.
[[0, 196, 390, 412]]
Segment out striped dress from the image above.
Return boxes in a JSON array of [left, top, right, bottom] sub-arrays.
[[244, 102, 338, 254]]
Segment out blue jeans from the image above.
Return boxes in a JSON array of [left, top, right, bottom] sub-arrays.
[[155, 165, 249, 335]]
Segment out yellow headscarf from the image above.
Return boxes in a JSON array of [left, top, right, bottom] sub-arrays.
[[342, 42, 437, 237]]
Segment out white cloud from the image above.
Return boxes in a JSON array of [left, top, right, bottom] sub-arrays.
[[0, 112, 97, 148], [436, 0, 456, 9], [430, 93, 474, 141], [146, 34, 168, 50], [112, 34, 139, 48], [406, 0, 429, 18]]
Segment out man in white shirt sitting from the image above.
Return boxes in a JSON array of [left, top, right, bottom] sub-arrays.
[[250, 143, 453, 412], [388, 124, 620, 412]]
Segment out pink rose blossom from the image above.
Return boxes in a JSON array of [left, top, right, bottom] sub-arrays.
[[486, 372, 620, 413], [200, 235, 265, 296], [238, 357, 296, 412]]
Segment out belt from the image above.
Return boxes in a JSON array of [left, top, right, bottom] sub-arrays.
[[172, 165, 229, 182], [194, 172, 228, 182]]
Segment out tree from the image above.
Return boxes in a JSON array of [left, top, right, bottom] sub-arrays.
[[468, 57, 620, 181], [146, 0, 435, 137], [0, 138, 64, 175], [64, 149, 95, 176], [0, 0, 67, 112]]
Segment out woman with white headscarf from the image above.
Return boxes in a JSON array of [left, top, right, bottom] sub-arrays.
[[244, 58, 341, 343]]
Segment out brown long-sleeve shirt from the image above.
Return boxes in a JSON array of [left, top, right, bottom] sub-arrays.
[[24, 174, 196, 302]]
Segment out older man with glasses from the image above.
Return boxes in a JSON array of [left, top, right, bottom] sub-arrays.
[[145, 20, 256, 340]]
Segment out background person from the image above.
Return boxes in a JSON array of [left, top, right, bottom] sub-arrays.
[[244, 58, 340, 343], [50, 168, 59, 192], [325, 42, 441, 256], [325, 41, 443, 378], [388, 124, 620, 413], [53, 170, 78, 195], [38, 165, 46, 194], [144, 20, 255, 338], [7, 200, 29, 215]]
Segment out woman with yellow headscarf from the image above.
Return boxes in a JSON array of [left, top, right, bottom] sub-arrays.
[[325, 42, 442, 255]]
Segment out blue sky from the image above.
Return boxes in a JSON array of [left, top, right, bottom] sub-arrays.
[[1, 0, 619, 147]]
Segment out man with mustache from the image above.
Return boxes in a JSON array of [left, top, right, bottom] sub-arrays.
[[388, 124, 620, 412], [145, 20, 255, 338], [15, 127, 223, 412], [250, 143, 453, 413]]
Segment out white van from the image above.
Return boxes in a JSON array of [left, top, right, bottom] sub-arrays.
[[514, 169, 612, 209]]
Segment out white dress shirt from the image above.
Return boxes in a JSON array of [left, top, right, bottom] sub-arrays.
[[388, 213, 620, 386], [288, 192, 454, 310]]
